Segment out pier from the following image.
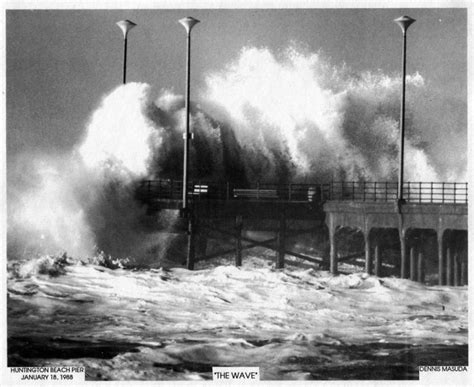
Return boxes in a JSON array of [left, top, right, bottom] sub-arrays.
[[138, 180, 467, 286]]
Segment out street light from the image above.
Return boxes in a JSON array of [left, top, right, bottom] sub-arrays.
[[116, 20, 137, 84], [394, 15, 415, 205], [179, 17, 200, 215]]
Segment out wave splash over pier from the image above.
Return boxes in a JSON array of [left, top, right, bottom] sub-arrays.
[[8, 46, 465, 262]]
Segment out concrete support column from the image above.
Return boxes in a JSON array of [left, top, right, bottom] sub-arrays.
[[454, 253, 460, 287], [329, 224, 338, 275], [364, 231, 372, 275], [410, 245, 416, 281], [446, 246, 453, 286], [235, 215, 243, 267], [186, 215, 196, 270], [461, 258, 467, 286], [374, 243, 382, 277], [417, 251, 425, 283], [438, 232, 445, 286], [276, 211, 286, 269], [400, 229, 407, 279]]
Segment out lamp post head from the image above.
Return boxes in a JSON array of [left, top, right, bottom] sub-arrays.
[[179, 17, 200, 34], [394, 16, 416, 34], [117, 20, 137, 39]]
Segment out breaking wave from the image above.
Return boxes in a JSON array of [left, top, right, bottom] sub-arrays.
[[7, 45, 466, 261]]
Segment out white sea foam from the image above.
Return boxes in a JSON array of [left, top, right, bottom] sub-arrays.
[[7, 254, 467, 380]]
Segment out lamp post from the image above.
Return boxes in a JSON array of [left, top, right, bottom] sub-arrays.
[[116, 20, 137, 84], [179, 17, 200, 215], [394, 15, 415, 204]]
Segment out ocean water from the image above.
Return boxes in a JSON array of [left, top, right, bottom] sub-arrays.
[[7, 252, 468, 381]]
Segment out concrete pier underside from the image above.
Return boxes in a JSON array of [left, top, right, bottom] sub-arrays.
[[324, 202, 467, 285]]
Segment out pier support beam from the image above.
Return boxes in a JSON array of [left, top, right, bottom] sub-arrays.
[[461, 259, 467, 286], [446, 246, 453, 286], [400, 229, 408, 279], [276, 212, 286, 269], [410, 245, 416, 281], [374, 243, 382, 277], [454, 253, 460, 287], [438, 232, 445, 285], [329, 226, 338, 275], [235, 215, 243, 267], [417, 251, 425, 283], [186, 215, 196, 270], [364, 232, 372, 275]]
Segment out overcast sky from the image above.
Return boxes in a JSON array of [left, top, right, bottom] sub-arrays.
[[6, 7, 467, 162]]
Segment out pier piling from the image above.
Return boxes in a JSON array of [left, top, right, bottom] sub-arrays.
[[186, 215, 196, 270], [438, 234, 445, 285], [365, 233, 372, 275], [374, 243, 381, 277], [276, 211, 286, 269], [400, 231, 408, 279], [454, 253, 460, 286], [329, 227, 337, 275], [446, 246, 453, 286], [417, 251, 425, 283], [410, 246, 416, 281], [235, 215, 243, 267]]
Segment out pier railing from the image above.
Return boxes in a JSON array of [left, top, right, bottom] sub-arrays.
[[137, 180, 468, 204], [328, 181, 468, 204]]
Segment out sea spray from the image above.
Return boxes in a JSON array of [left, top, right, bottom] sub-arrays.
[[8, 84, 176, 263], [203, 46, 447, 182], [7, 152, 96, 259], [79, 83, 161, 176]]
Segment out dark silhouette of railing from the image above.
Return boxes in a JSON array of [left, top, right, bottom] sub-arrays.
[[137, 180, 468, 204]]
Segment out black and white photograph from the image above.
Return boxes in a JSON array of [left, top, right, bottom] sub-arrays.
[[2, 0, 470, 384]]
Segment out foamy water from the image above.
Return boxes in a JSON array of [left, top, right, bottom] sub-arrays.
[[7, 254, 468, 380]]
